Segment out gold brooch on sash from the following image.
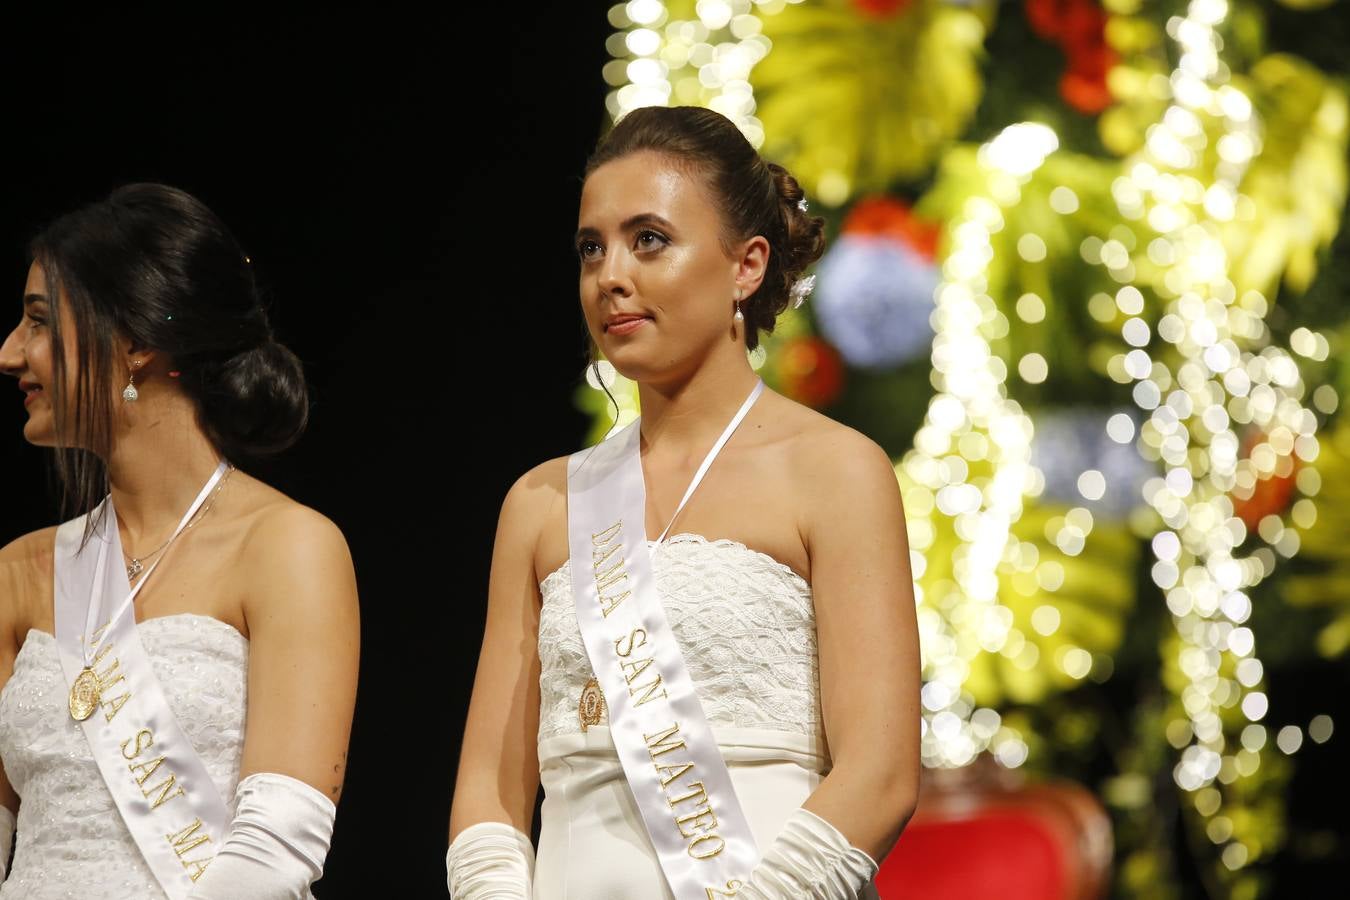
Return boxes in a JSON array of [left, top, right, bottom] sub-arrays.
[[578, 677, 606, 732], [69, 666, 101, 721]]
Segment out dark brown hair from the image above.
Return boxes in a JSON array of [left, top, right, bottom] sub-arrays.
[[582, 105, 825, 353], [30, 183, 309, 533]]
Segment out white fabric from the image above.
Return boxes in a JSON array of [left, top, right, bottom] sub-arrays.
[[446, 821, 535, 899], [532, 535, 881, 899], [185, 772, 336, 900], [0, 615, 308, 899], [565, 388, 764, 898], [55, 491, 232, 899], [0, 805, 13, 881], [737, 807, 878, 899]]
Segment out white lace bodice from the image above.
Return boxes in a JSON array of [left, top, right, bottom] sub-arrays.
[[536, 532, 825, 744], [0, 614, 248, 899]]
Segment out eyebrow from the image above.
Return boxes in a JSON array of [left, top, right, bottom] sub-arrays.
[[574, 213, 677, 245], [23, 293, 48, 308]]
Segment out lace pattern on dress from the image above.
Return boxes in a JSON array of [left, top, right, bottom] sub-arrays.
[[0, 614, 248, 899], [536, 533, 824, 744]]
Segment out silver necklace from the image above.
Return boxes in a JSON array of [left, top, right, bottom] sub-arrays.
[[121, 465, 235, 581]]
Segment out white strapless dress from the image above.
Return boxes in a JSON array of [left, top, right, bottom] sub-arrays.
[[0, 614, 262, 899], [534, 533, 880, 899]]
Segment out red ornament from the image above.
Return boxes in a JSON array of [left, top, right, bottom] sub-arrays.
[[776, 336, 845, 409], [1023, 0, 1117, 114], [1231, 427, 1301, 530], [851, 0, 915, 19], [842, 196, 942, 261]]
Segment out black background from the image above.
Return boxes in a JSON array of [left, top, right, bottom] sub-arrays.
[[0, 8, 609, 894]]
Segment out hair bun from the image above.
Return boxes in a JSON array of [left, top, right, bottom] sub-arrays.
[[199, 339, 309, 460]]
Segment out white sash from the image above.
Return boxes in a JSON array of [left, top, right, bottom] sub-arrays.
[[54, 464, 232, 897], [567, 379, 765, 899]]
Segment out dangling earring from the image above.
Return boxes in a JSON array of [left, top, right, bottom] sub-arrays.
[[122, 360, 142, 402], [734, 289, 744, 322]]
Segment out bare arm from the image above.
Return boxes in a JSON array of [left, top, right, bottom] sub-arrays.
[[798, 431, 921, 863], [448, 468, 545, 842], [0, 530, 54, 819], [237, 506, 360, 801]]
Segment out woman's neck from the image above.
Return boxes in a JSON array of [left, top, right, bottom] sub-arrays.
[[636, 352, 761, 465], [105, 394, 225, 551]]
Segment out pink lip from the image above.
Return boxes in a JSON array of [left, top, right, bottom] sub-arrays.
[[607, 317, 650, 336]]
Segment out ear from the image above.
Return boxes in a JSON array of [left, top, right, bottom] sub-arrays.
[[120, 337, 158, 373], [731, 235, 771, 299]]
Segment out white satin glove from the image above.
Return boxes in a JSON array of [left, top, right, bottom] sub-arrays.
[[0, 804, 14, 881], [736, 807, 879, 899], [446, 820, 535, 899], [184, 772, 337, 900]]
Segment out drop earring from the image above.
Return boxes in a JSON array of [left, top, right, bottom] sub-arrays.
[[734, 289, 744, 322], [122, 360, 142, 402]]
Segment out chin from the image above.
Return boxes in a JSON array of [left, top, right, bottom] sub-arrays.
[[21, 417, 57, 447]]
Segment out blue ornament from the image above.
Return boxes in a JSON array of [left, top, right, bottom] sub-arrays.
[[812, 234, 938, 369]]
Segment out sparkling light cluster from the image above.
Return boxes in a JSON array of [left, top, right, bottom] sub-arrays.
[[901, 122, 1061, 769], [602, 0, 804, 140], [1090, 0, 1330, 871]]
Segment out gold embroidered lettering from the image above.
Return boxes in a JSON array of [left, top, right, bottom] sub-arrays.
[[594, 557, 627, 593], [613, 628, 648, 657], [94, 655, 127, 694], [592, 521, 623, 546], [101, 690, 131, 722], [129, 755, 166, 787], [597, 588, 631, 618], [676, 805, 720, 839], [120, 729, 154, 760], [629, 674, 668, 707], [689, 833, 727, 859], [666, 781, 708, 809], [655, 761, 694, 787], [621, 656, 654, 684], [706, 881, 743, 899], [644, 724, 686, 758], [165, 819, 213, 881], [143, 774, 186, 810]]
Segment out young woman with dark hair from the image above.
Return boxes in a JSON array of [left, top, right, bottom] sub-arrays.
[[447, 106, 920, 898], [0, 183, 358, 899]]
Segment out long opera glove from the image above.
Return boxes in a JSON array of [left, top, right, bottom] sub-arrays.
[[735, 807, 879, 900], [0, 805, 13, 881], [446, 821, 535, 899], [184, 772, 336, 900]]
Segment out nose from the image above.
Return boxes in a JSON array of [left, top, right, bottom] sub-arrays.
[[0, 322, 25, 378], [596, 245, 635, 300]]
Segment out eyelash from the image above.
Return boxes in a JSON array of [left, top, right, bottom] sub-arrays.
[[577, 229, 668, 261]]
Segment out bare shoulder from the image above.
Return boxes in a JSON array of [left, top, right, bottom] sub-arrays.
[[242, 491, 353, 572], [767, 393, 898, 511], [0, 527, 58, 633], [228, 479, 357, 627], [0, 526, 58, 573]]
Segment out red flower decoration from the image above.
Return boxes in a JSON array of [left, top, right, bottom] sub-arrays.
[[841, 195, 942, 261], [1023, 0, 1117, 114]]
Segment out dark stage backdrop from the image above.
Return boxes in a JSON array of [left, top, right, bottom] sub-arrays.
[[0, 9, 609, 895]]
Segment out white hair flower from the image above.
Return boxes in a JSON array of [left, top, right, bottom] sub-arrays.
[[790, 273, 816, 309], [797, 197, 809, 213]]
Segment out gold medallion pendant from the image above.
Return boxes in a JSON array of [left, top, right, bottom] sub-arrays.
[[68, 666, 101, 721], [578, 677, 606, 732]]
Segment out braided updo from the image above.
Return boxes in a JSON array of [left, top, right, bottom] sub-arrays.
[[583, 106, 825, 352]]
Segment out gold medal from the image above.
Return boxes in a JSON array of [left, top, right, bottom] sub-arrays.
[[69, 666, 101, 721], [578, 677, 606, 732]]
